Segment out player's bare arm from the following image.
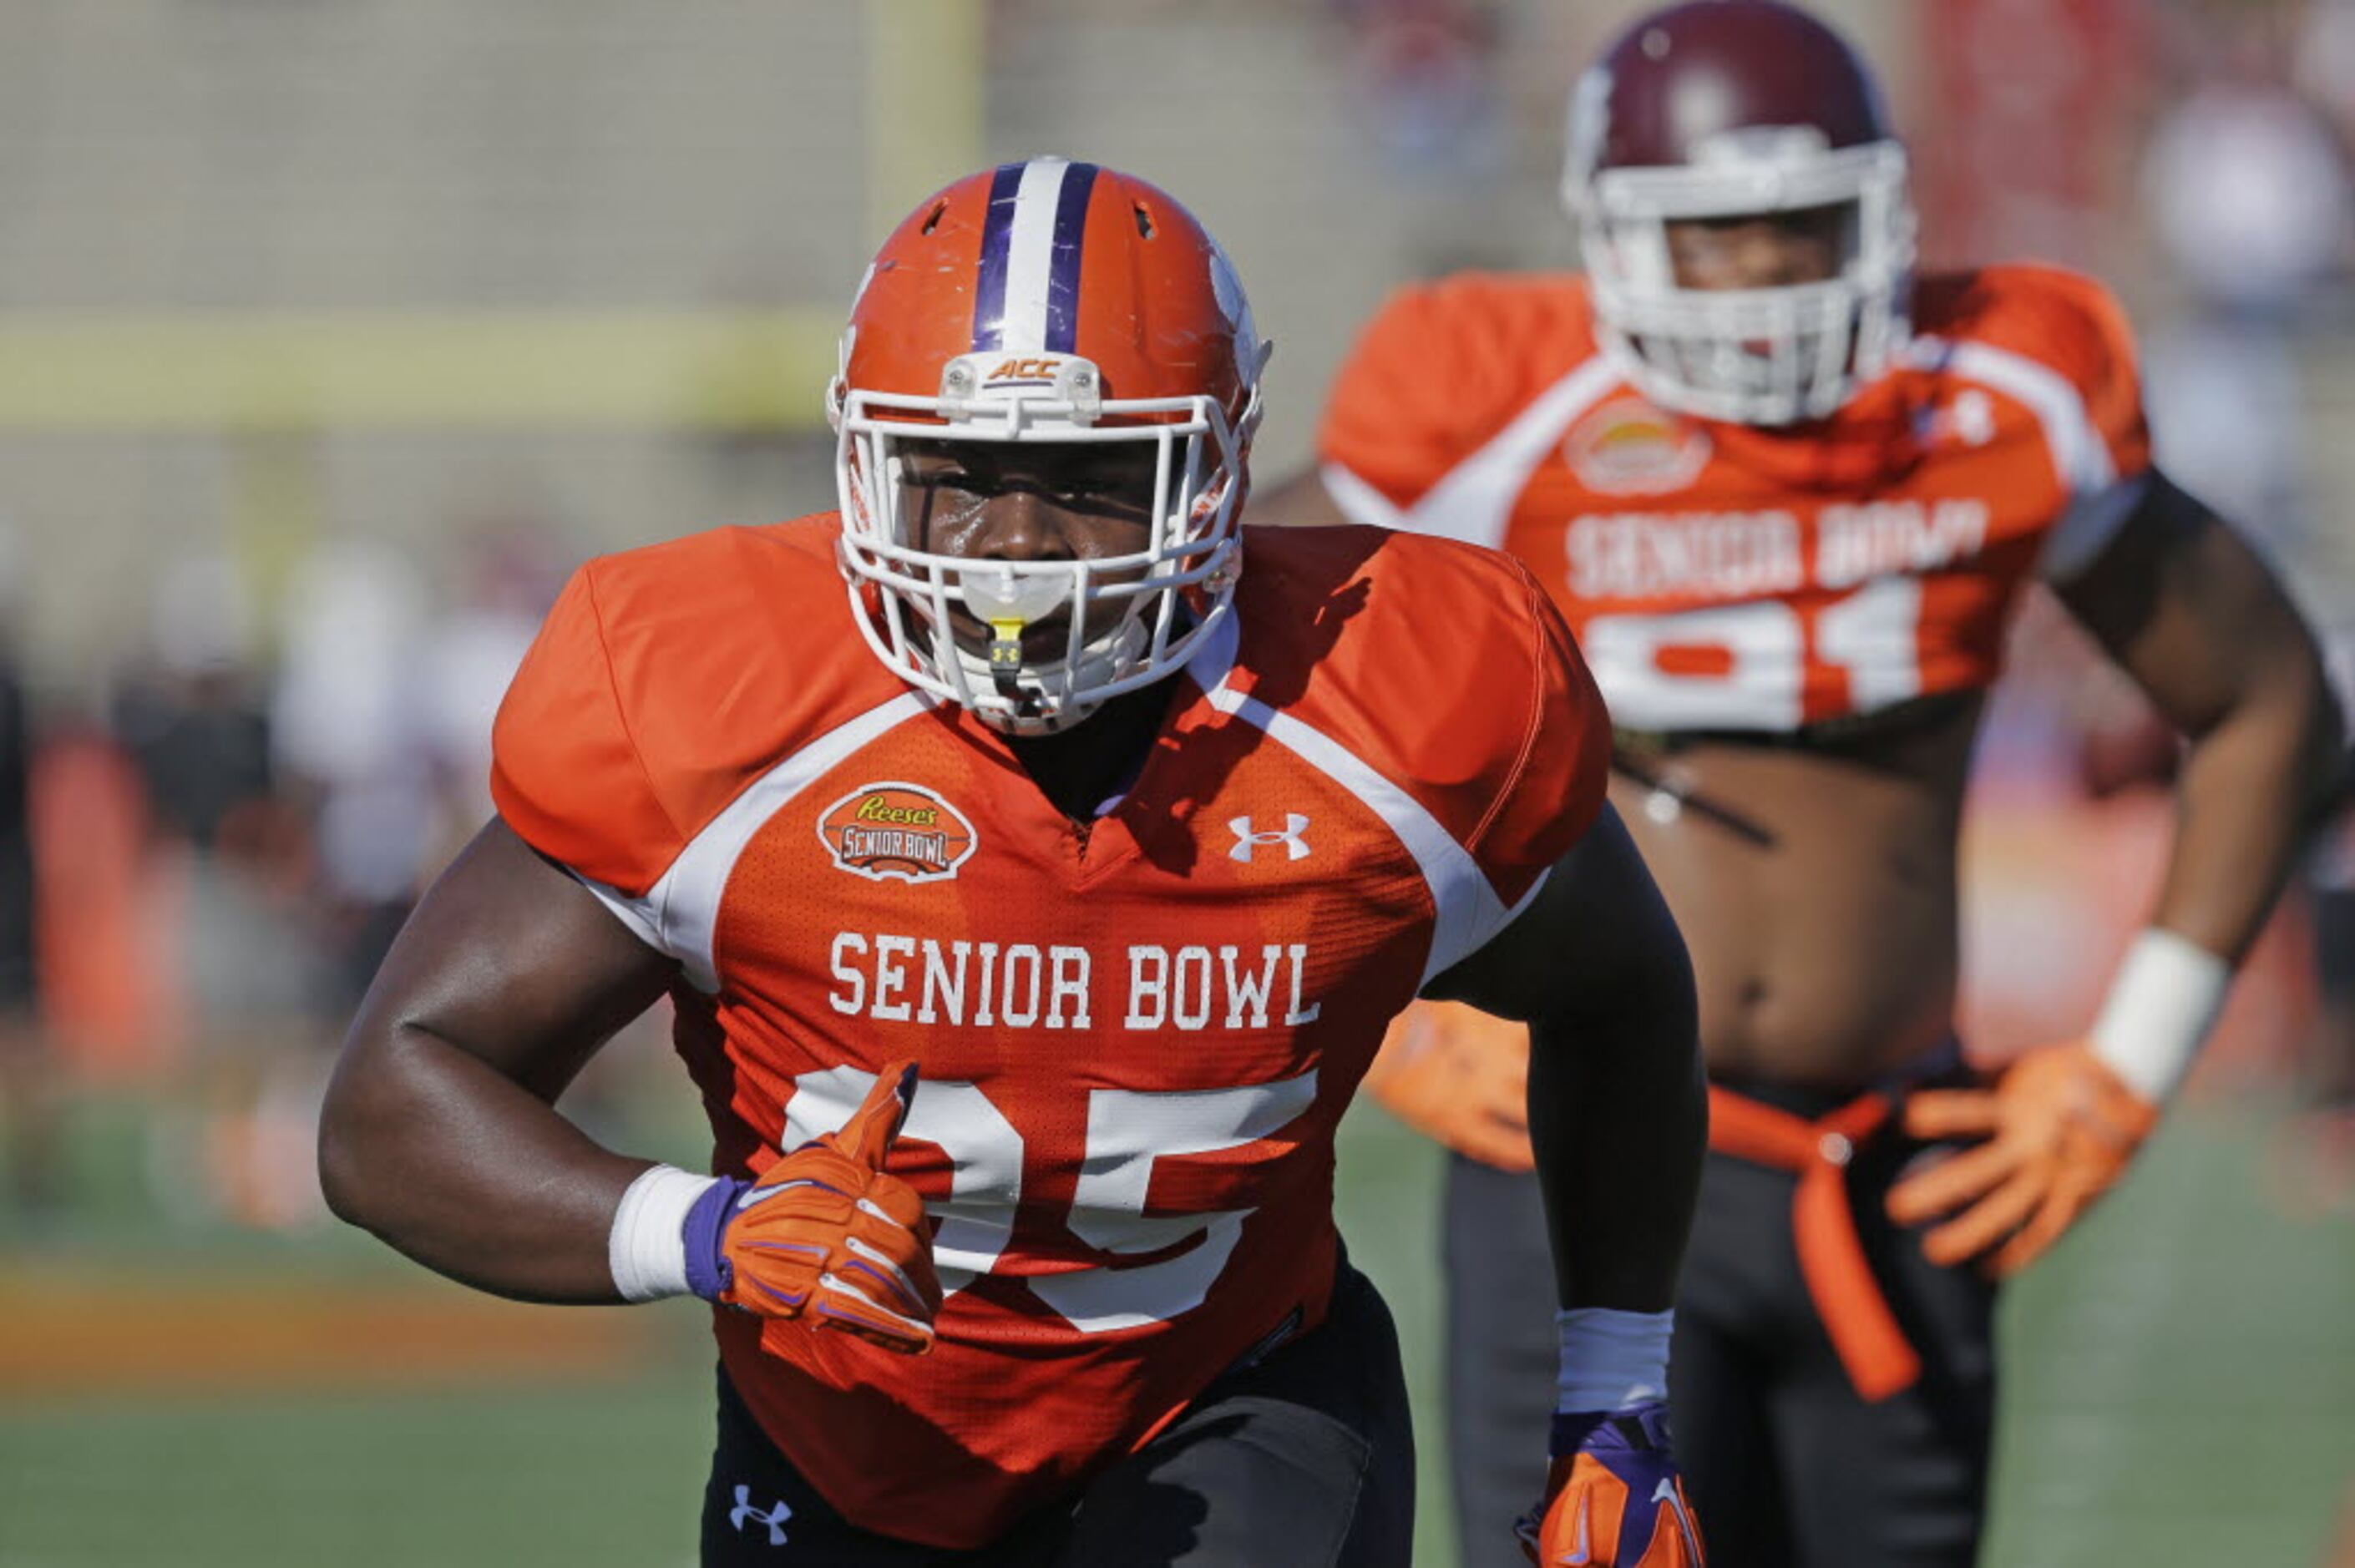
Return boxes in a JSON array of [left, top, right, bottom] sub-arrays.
[[1888, 474, 2343, 1274], [1423, 802, 1704, 1314], [318, 818, 675, 1302], [322, 820, 941, 1348], [2054, 472, 2342, 963]]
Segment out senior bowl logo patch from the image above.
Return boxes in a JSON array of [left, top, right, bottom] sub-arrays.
[[818, 783, 978, 883], [1563, 396, 1712, 494]]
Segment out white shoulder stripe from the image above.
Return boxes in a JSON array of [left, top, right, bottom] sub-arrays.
[[571, 870, 666, 952], [1395, 357, 1622, 548], [1319, 462, 1403, 530], [2038, 473, 2150, 584], [579, 690, 935, 993], [1183, 604, 1243, 693], [1907, 336, 2116, 493]]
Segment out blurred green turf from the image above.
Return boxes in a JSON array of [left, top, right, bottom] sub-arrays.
[[2, 1093, 2347, 1567], [1981, 1099, 2355, 1568]]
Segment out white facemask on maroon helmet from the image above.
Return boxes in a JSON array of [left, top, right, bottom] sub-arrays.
[[1564, 2, 1916, 427]]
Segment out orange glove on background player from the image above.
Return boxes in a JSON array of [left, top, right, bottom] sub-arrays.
[[1518, 1406, 1705, 1567], [681, 1060, 943, 1353], [1886, 1041, 2159, 1277], [1363, 1000, 1536, 1171]]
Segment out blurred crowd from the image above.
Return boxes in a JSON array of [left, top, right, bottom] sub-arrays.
[[0, 522, 567, 1232]]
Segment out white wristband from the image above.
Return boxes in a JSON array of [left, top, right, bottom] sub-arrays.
[[1555, 1307, 1673, 1414], [2087, 928, 2231, 1103], [607, 1164, 719, 1302]]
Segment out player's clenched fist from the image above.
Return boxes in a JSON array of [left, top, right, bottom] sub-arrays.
[[1517, 1405, 1704, 1567], [681, 1060, 943, 1354], [1887, 1040, 2158, 1278]]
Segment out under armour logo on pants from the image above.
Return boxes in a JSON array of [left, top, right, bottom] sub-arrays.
[[729, 1485, 793, 1547]]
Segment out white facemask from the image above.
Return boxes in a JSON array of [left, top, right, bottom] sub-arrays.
[[1566, 85, 1916, 427], [831, 350, 1257, 735]]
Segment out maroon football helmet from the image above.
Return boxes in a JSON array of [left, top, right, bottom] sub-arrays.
[[1563, 1, 1915, 425]]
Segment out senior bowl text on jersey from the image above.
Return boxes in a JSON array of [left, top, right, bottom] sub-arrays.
[[1319, 265, 2150, 736]]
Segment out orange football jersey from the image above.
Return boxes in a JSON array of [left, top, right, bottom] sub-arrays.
[[1317, 266, 2153, 731], [490, 516, 1608, 1546]]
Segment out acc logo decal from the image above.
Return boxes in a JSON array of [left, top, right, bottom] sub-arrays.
[[1563, 396, 1712, 494], [984, 356, 1065, 384], [818, 782, 978, 883]]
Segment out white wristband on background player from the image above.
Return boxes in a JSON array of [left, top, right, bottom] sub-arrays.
[[1555, 1307, 1674, 1413], [2087, 928, 2231, 1103], [608, 1163, 720, 1302]]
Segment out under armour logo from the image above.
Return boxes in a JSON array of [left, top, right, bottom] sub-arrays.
[[1914, 388, 1996, 449], [1228, 813, 1310, 862], [729, 1484, 793, 1547]]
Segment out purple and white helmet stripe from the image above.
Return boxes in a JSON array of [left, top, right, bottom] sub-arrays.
[[970, 157, 1100, 353], [969, 162, 1022, 350], [1041, 161, 1098, 352]]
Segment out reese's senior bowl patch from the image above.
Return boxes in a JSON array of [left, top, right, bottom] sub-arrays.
[[1563, 395, 1712, 494], [818, 783, 978, 883]]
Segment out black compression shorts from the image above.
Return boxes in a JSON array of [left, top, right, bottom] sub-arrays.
[[700, 1260, 1416, 1567]]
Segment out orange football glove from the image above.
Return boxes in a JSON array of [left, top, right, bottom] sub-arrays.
[[683, 1061, 943, 1354], [1886, 1042, 2159, 1278], [1517, 1407, 1705, 1567], [1363, 1000, 1535, 1171]]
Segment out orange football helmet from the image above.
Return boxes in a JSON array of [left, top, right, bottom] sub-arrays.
[[829, 157, 1271, 733]]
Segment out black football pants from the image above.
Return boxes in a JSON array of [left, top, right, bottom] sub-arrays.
[[701, 1262, 1414, 1567], [1442, 1102, 1996, 1568]]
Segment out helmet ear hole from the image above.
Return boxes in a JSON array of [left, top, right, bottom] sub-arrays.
[[1132, 203, 1155, 240]]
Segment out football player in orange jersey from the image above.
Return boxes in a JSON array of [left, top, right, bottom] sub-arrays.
[[1253, 3, 2343, 1565], [317, 158, 1709, 1566]]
